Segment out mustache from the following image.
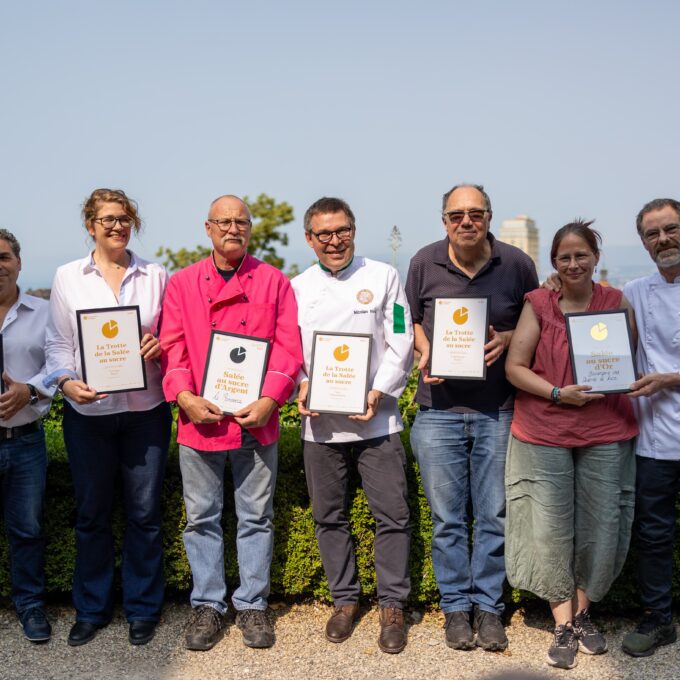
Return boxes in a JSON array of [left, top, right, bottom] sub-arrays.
[[221, 234, 246, 246]]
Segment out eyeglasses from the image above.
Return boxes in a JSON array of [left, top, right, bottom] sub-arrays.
[[94, 215, 133, 229], [310, 226, 354, 244], [555, 254, 594, 267], [443, 209, 488, 225], [207, 218, 252, 232], [641, 223, 680, 244]]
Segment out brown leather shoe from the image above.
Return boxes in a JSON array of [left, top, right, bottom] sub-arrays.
[[378, 607, 407, 654], [325, 604, 359, 643]]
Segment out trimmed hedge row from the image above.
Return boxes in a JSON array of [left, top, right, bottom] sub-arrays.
[[1, 401, 679, 611]]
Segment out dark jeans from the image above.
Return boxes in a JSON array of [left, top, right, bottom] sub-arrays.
[[64, 401, 171, 624], [303, 433, 411, 608], [634, 455, 680, 621], [0, 427, 47, 614]]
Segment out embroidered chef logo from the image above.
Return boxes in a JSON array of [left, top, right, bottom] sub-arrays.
[[452, 307, 469, 326], [230, 346, 247, 364], [101, 320, 119, 339], [333, 344, 350, 362], [590, 323, 608, 341], [356, 289, 374, 305]]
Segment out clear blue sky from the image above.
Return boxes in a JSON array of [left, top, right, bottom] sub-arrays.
[[2, 0, 678, 288]]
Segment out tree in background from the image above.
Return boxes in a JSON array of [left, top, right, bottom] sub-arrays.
[[157, 193, 294, 273]]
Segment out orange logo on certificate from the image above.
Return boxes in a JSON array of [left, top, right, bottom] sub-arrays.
[[333, 344, 350, 361], [590, 322, 608, 341], [101, 320, 119, 339], [452, 307, 469, 325], [356, 289, 374, 304]]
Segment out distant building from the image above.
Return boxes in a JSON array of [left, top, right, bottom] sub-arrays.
[[599, 264, 610, 287], [498, 215, 540, 273]]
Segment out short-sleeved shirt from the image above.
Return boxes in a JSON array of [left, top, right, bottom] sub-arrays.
[[405, 234, 538, 412], [511, 286, 638, 447]]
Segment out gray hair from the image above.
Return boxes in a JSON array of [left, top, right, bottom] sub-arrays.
[[303, 197, 356, 232], [636, 198, 680, 234], [0, 228, 20, 257], [442, 183, 493, 215]]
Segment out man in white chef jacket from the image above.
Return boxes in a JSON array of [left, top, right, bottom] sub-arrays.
[[292, 197, 414, 654]]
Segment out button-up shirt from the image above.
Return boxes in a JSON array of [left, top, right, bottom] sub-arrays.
[[292, 256, 414, 443], [1, 291, 54, 427], [405, 234, 538, 412], [160, 254, 302, 451], [624, 271, 680, 460], [45, 252, 168, 415]]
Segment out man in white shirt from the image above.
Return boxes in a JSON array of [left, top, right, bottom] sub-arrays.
[[0, 229, 53, 642], [293, 197, 414, 654], [621, 198, 680, 658]]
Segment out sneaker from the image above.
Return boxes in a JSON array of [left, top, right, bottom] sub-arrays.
[[573, 608, 607, 654], [185, 605, 225, 651], [473, 607, 508, 651], [547, 623, 578, 670], [622, 610, 677, 658], [19, 607, 51, 643], [444, 611, 474, 650], [236, 609, 275, 648]]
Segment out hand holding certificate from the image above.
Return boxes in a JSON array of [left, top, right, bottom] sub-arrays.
[[307, 332, 372, 415], [77, 306, 147, 394], [200, 331, 270, 415], [430, 297, 489, 379], [565, 310, 636, 393]]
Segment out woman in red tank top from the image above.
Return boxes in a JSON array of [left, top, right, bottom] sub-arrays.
[[504, 220, 638, 671]]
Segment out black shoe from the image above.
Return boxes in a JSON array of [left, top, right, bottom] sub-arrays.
[[444, 611, 474, 650], [547, 623, 578, 670], [622, 610, 677, 657], [19, 607, 51, 643], [236, 609, 275, 648], [473, 607, 508, 651], [185, 605, 225, 651], [129, 620, 157, 646], [68, 621, 103, 647], [573, 608, 607, 655]]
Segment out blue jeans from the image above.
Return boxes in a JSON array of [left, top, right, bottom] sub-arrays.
[[0, 428, 47, 614], [63, 402, 171, 624], [410, 408, 511, 615], [179, 442, 277, 614]]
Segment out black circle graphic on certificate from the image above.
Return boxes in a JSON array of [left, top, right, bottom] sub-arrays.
[[230, 346, 247, 364]]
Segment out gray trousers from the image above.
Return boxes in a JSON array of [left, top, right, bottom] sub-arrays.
[[303, 433, 411, 607]]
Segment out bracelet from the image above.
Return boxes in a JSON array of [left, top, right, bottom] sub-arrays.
[[550, 386, 561, 404], [57, 377, 73, 394]]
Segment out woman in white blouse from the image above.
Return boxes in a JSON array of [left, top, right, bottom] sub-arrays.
[[45, 189, 171, 647]]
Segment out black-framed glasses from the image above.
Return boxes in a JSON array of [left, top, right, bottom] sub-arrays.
[[641, 223, 680, 244], [443, 209, 488, 225], [207, 218, 252, 232], [310, 226, 354, 244], [94, 215, 133, 229]]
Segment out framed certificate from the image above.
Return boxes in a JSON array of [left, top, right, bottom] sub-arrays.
[[200, 331, 271, 415], [565, 310, 636, 394], [307, 332, 372, 415], [430, 297, 489, 380], [76, 306, 147, 394]]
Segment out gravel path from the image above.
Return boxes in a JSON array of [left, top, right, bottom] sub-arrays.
[[1, 602, 677, 680]]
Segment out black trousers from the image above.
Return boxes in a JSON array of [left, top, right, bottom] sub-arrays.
[[303, 433, 411, 607], [634, 455, 680, 621]]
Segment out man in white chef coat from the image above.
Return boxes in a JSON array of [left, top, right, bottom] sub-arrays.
[[292, 197, 414, 654]]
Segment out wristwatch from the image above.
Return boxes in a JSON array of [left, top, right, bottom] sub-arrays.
[[27, 383, 39, 406]]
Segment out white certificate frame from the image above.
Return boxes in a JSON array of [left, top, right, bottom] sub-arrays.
[[307, 331, 373, 415], [429, 296, 490, 380], [565, 310, 636, 394], [200, 331, 271, 415], [76, 306, 147, 394]]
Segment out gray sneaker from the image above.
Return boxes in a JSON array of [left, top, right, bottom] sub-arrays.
[[444, 611, 474, 650], [236, 609, 275, 648], [622, 610, 677, 658], [573, 608, 607, 654], [547, 623, 578, 670], [185, 605, 225, 651]]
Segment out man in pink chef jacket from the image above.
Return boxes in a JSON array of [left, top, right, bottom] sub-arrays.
[[160, 195, 302, 652]]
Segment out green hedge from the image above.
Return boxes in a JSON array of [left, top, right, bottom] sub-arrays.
[[1, 393, 679, 612]]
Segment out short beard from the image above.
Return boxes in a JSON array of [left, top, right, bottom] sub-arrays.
[[655, 248, 680, 269]]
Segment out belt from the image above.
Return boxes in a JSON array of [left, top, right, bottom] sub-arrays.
[[0, 420, 41, 440]]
